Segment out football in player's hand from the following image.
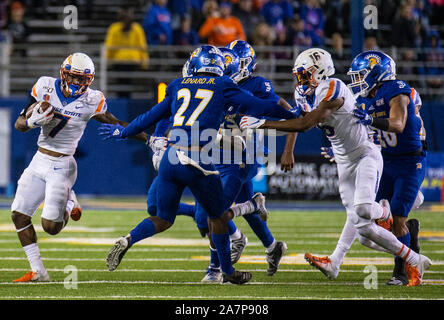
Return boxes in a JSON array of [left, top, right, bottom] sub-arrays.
[[26, 101, 52, 118]]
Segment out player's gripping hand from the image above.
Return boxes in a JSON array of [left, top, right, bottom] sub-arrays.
[[240, 116, 265, 130], [320, 147, 335, 163], [147, 136, 167, 152], [289, 103, 302, 118], [26, 105, 54, 129], [352, 106, 373, 126], [97, 123, 126, 140]]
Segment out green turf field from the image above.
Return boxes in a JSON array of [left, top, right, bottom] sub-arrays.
[[0, 200, 443, 300]]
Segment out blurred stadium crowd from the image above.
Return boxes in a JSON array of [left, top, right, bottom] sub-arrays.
[[0, 0, 443, 99]]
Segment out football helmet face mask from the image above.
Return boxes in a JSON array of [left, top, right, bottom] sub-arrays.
[[347, 50, 396, 97], [60, 53, 95, 97], [227, 40, 256, 82], [292, 48, 335, 97], [188, 45, 225, 77], [218, 47, 241, 81]]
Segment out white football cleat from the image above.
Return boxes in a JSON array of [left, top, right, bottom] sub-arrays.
[[231, 232, 248, 265], [13, 269, 50, 282], [201, 268, 223, 283], [304, 253, 339, 280], [252, 193, 268, 221]]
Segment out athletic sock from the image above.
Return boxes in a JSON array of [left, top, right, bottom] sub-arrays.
[[23, 243, 45, 273], [211, 233, 234, 275], [129, 218, 156, 245], [266, 240, 276, 253], [230, 228, 242, 240], [65, 200, 75, 215], [209, 245, 220, 270], [229, 200, 256, 218], [227, 220, 237, 236], [243, 213, 274, 248], [330, 218, 357, 267], [177, 203, 196, 218]]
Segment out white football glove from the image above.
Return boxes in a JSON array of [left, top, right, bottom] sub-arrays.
[[239, 116, 265, 130], [152, 149, 165, 171], [26, 103, 54, 129], [320, 147, 335, 163], [147, 136, 167, 152]]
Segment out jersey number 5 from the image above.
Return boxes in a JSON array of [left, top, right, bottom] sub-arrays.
[[49, 113, 71, 137], [173, 88, 214, 126]]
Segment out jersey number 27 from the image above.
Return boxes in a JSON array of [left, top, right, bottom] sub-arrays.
[[173, 88, 214, 126]]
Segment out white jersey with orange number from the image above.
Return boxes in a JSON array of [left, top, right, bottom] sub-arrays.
[[29, 76, 107, 155], [305, 78, 375, 163]]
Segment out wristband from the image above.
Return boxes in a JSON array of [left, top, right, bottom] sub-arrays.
[[371, 117, 390, 131]]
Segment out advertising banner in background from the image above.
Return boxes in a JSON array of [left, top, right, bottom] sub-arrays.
[[421, 152, 444, 202], [264, 155, 340, 201], [0, 108, 11, 187]]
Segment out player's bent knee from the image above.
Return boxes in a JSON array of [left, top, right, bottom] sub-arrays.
[[11, 211, 31, 228], [41, 218, 63, 235], [152, 217, 172, 233], [354, 203, 373, 220], [356, 222, 374, 239]]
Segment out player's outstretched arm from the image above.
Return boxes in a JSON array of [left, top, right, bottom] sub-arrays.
[[226, 88, 295, 120], [93, 111, 148, 142], [278, 97, 298, 172], [245, 98, 343, 133], [353, 94, 408, 133], [97, 97, 171, 141]]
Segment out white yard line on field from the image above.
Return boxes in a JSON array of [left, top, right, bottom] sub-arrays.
[[0, 279, 443, 286], [2, 268, 444, 275]]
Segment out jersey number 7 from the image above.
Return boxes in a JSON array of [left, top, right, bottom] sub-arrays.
[[173, 88, 214, 126], [49, 113, 71, 137]]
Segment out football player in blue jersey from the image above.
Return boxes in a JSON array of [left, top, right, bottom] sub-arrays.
[[192, 44, 300, 282], [98, 45, 296, 284], [350, 51, 427, 286]]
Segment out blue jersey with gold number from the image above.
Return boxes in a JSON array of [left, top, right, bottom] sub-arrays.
[[121, 75, 294, 147], [358, 80, 423, 156]]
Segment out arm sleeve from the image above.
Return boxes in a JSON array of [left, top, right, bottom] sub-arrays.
[[121, 96, 171, 138], [224, 86, 295, 119], [153, 117, 172, 137]]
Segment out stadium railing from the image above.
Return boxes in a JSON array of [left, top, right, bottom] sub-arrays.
[[0, 43, 443, 101]]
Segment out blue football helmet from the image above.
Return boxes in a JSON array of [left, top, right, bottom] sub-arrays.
[[347, 50, 396, 97], [218, 47, 241, 81], [227, 40, 256, 82], [187, 45, 225, 77]]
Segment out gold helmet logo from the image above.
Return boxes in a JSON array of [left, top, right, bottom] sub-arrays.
[[364, 54, 381, 69], [225, 55, 232, 65]]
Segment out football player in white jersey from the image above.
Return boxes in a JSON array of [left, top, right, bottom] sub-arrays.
[[240, 48, 432, 285], [11, 52, 147, 282]]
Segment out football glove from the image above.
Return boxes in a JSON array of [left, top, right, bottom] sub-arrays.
[[97, 123, 126, 140], [320, 147, 335, 163], [147, 136, 167, 152], [289, 104, 302, 118], [352, 106, 373, 126], [152, 149, 165, 171], [240, 116, 265, 130], [26, 104, 54, 129]]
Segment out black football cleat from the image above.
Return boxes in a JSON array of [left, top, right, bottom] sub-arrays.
[[222, 269, 252, 285], [386, 256, 409, 286], [266, 241, 287, 276]]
